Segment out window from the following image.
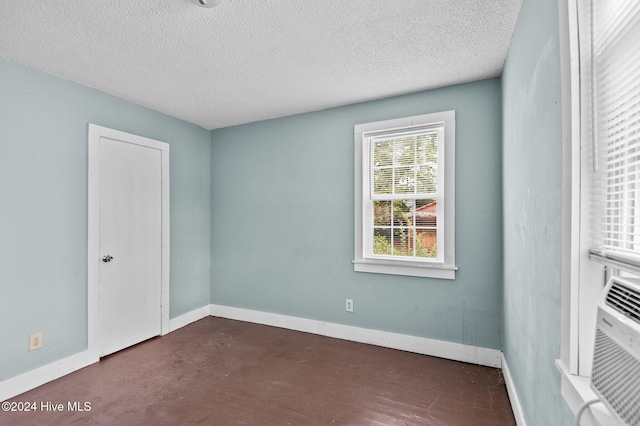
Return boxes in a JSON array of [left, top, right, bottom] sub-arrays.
[[353, 111, 456, 279], [576, 0, 640, 375], [558, 0, 640, 420], [587, 2, 640, 263]]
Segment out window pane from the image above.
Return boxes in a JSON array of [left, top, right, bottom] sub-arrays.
[[392, 228, 412, 256], [416, 133, 438, 164], [394, 137, 415, 165], [373, 139, 393, 167], [373, 167, 393, 195], [394, 166, 415, 194], [415, 198, 437, 258], [373, 228, 392, 255], [415, 164, 437, 194], [415, 199, 437, 226], [415, 229, 437, 258], [416, 134, 438, 194], [393, 200, 411, 226], [373, 200, 392, 226]]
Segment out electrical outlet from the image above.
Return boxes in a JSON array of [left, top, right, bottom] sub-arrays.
[[29, 332, 43, 351], [345, 299, 354, 313]]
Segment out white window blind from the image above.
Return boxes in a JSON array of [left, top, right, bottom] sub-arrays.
[[588, 0, 640, 265], [369, 126, 442, 199]]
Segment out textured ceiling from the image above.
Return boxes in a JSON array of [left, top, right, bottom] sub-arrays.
[[0, 0, 521, 130]]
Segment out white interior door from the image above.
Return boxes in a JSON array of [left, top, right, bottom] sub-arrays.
[[88, 125, 170, 358]]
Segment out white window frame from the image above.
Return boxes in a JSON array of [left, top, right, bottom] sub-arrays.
[[353, 111, 456, 279], [560, 0, 602, 378], [558, 0, 638, 424]]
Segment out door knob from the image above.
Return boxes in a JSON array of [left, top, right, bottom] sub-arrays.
[[102, 255, 114, 263]]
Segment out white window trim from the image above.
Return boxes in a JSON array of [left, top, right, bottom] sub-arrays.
[[353, 111, 456, 279], [557, 1, 617, 425]]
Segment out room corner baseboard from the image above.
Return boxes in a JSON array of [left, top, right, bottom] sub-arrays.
[[0, 350, 98, 403], [168, 305, 210, 333], [501, 353, 527, 426], [209, 304, 502, 368]]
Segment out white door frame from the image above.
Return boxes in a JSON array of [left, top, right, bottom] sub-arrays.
[[88, 124, 170, 358]]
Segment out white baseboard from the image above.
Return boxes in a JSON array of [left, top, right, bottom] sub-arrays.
[[1, 305, 507, 407], [168, 305, 210, 333], [209, 304, 502, 368], [0, 350, 98, 403], [502, 353, 527, 426]]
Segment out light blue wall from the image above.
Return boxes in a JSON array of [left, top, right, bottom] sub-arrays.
[[502, 0, 574, 424], [211, 78, 504, 350], [0, 59, 211, 381], [2, 5, 584, 420]]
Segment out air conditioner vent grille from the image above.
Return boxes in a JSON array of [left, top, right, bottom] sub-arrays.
[[605, 281, 640, 325], [592, 329, 640, 426]]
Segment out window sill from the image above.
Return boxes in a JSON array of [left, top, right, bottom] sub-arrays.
[[555, 360, 618, 426], [353, 259, 456, 279]]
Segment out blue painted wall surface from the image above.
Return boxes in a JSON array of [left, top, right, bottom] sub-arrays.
[[211, 78, 504, 350], [502, 0, 573, 424], [0, 59, 211, 381]]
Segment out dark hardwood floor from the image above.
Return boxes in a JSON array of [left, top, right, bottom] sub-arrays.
[[2, 317, 515, 425]]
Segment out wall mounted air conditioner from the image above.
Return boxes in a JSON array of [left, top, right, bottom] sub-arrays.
[[590, 276, 640, 425]]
